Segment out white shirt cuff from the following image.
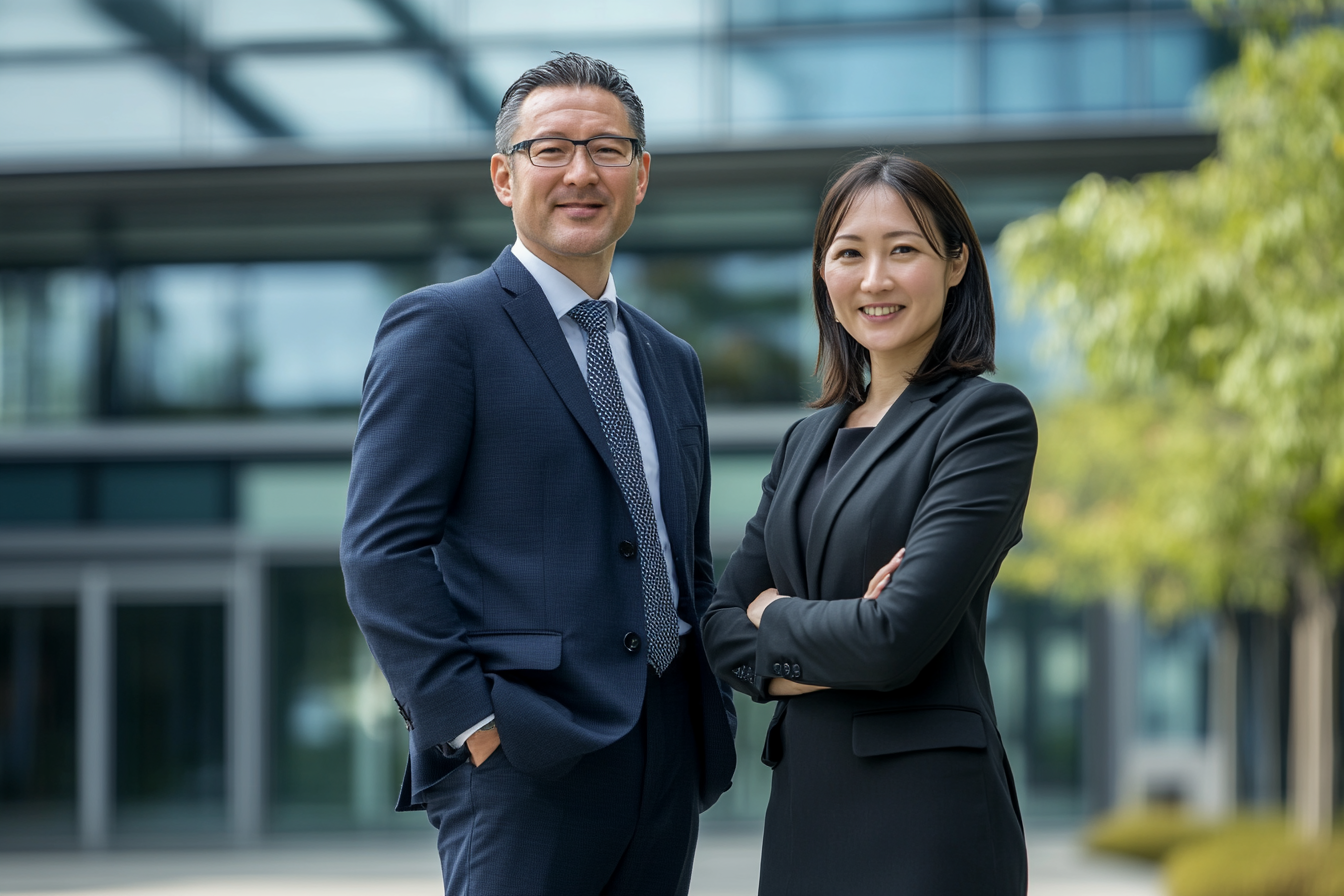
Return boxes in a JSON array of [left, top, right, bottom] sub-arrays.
[[447, 714, 495, 751]]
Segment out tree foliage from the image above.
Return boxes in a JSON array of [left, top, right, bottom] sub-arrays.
[[1192, 0, 1344, 36], [999, 26, 1344, 614]]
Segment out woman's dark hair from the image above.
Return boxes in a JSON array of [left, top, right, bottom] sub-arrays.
[[809, 153, 995, 408]]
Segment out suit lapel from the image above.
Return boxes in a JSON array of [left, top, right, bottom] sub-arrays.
[[803, 375, 963, 602], [495, 251, 619, 479], [766, 403, 849, 599]]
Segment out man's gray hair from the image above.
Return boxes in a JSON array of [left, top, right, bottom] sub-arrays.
[[495, 53, 646, 154]]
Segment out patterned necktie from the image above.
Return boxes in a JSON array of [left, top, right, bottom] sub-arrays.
[[567, 299, 680, 675]]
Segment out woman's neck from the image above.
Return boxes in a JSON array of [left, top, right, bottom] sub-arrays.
[[845, 354, 918, 428]]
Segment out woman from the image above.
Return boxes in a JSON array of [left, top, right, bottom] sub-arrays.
[[702, 153, 1035, 895]]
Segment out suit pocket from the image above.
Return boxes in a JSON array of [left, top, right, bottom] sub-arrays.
[[851, 706, 986, 758], [465, 630, 562, 671]]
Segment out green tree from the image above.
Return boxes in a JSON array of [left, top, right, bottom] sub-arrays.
[[999, 26, 1344, 836]]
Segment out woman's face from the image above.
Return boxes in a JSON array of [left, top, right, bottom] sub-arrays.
[[822, 186, 968, 375]]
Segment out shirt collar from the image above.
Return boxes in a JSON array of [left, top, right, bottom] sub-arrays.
[[511, 240, 618, 330]]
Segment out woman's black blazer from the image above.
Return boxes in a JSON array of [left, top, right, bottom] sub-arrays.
[[702, 371, 1036, 797]]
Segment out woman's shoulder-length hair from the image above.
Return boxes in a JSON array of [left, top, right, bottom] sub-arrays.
[[809, 153, 995, 409]]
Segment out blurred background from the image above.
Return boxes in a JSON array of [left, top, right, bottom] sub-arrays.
[[0, 0, 1338, 893]]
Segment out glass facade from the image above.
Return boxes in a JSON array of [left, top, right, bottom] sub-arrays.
[[0, 0, 1227, 162]]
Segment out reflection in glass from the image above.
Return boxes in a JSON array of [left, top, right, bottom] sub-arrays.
[[0, 604, 77, 845], [0, 60, 252, 158], [269, 566, 413, 830], [0, 270, 99, 424], [617, 252, 809, 405], [986, 31, 1066, 114], [733, 34, 967, 125], [231, 52, 474, 149], [1150, 25, 1208, 108], [114, 262, 403, 415], [730, 0, 957, 25], [115, 603, 226, 836]]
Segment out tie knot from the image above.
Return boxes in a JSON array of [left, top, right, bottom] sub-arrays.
[[568, 300, 609, 336]]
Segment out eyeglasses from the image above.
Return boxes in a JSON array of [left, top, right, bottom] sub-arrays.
[[506, 136, 642, 168]]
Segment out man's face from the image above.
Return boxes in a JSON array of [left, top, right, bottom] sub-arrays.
[[490, 86, 650, 262]]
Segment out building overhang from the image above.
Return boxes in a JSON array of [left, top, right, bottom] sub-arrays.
[[0, 123, 1216, 266]]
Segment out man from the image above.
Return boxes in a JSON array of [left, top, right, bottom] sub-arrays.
[[341, 53, 737, 895]]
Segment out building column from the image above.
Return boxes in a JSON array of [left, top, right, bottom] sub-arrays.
[[229, 551, 266, 844], [78, 566, 111, 849]]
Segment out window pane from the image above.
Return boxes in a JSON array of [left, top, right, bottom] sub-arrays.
[[1076, 27, 1128, 111], [0, 465, 82, 525], [0, 0, 133, 51], [0, 270, 99, 424], [115, 603, 226, 836], [1139, 617, 1211, 740], [231, 53, 475, 149], [245, 264, 394, 410], [202, 0, 395, 44], [616, 251, 810, 404], [985, 30, 1066, 115], [269, 566, 412, 830], [731, 0, 957, 25], [96, 463, 230, 525], [0, 604, 78, 846], [1150, 24, 1207, 109], [733, 34, 969, 125], [114, 262, 399, 414], [0, 61, 251, 159]]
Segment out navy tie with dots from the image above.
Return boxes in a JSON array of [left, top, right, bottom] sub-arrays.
[[567, 299, 680, 676]]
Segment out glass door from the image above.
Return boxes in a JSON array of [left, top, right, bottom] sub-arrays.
[[113, 598, 226, 839], [0, 600, 78, 846]]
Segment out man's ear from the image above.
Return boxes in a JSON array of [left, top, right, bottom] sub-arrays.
[[490, 153, 514, 208], [634, 151, 651, 206]]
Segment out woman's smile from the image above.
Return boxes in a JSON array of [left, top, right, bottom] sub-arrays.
[[860, 304, 903, 319]]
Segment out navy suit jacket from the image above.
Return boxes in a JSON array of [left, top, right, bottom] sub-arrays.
[[341, 248, 737, 811]]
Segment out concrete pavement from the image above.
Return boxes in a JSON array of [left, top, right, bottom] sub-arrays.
[[0, 825, 1163, 895]]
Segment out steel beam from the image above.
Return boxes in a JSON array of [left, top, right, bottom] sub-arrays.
[[363, 0, 498, 130], [87, 0, 295, 139]]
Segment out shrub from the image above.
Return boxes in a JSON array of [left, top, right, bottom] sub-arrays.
[[1086, 804, 1217, 862], [1165, 820, 1344, 896]]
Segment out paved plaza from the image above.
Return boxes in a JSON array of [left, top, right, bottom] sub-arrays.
[[0, 825, 1162, 895]]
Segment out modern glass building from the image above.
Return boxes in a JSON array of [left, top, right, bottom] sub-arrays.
[[1, 0, 1244, 848]]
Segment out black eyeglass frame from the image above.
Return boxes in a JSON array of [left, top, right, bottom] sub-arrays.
[[505, 136, 644, 168]]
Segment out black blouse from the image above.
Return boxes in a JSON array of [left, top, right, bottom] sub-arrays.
[[795, 425, 874, 554]]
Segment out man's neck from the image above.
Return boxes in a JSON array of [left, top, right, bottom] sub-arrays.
[[515, 233, 613, 299]]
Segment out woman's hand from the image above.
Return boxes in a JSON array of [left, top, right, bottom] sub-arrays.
[[862, 547, 905, 600], [768, 679, 828, 696], [747, 587, 789, 628]]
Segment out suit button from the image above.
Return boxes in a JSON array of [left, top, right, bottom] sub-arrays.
[[792, 664, 801, 678], [624, 632, 642, 654], [619, 540, 637, 558], [772, 663, 782, 675]]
